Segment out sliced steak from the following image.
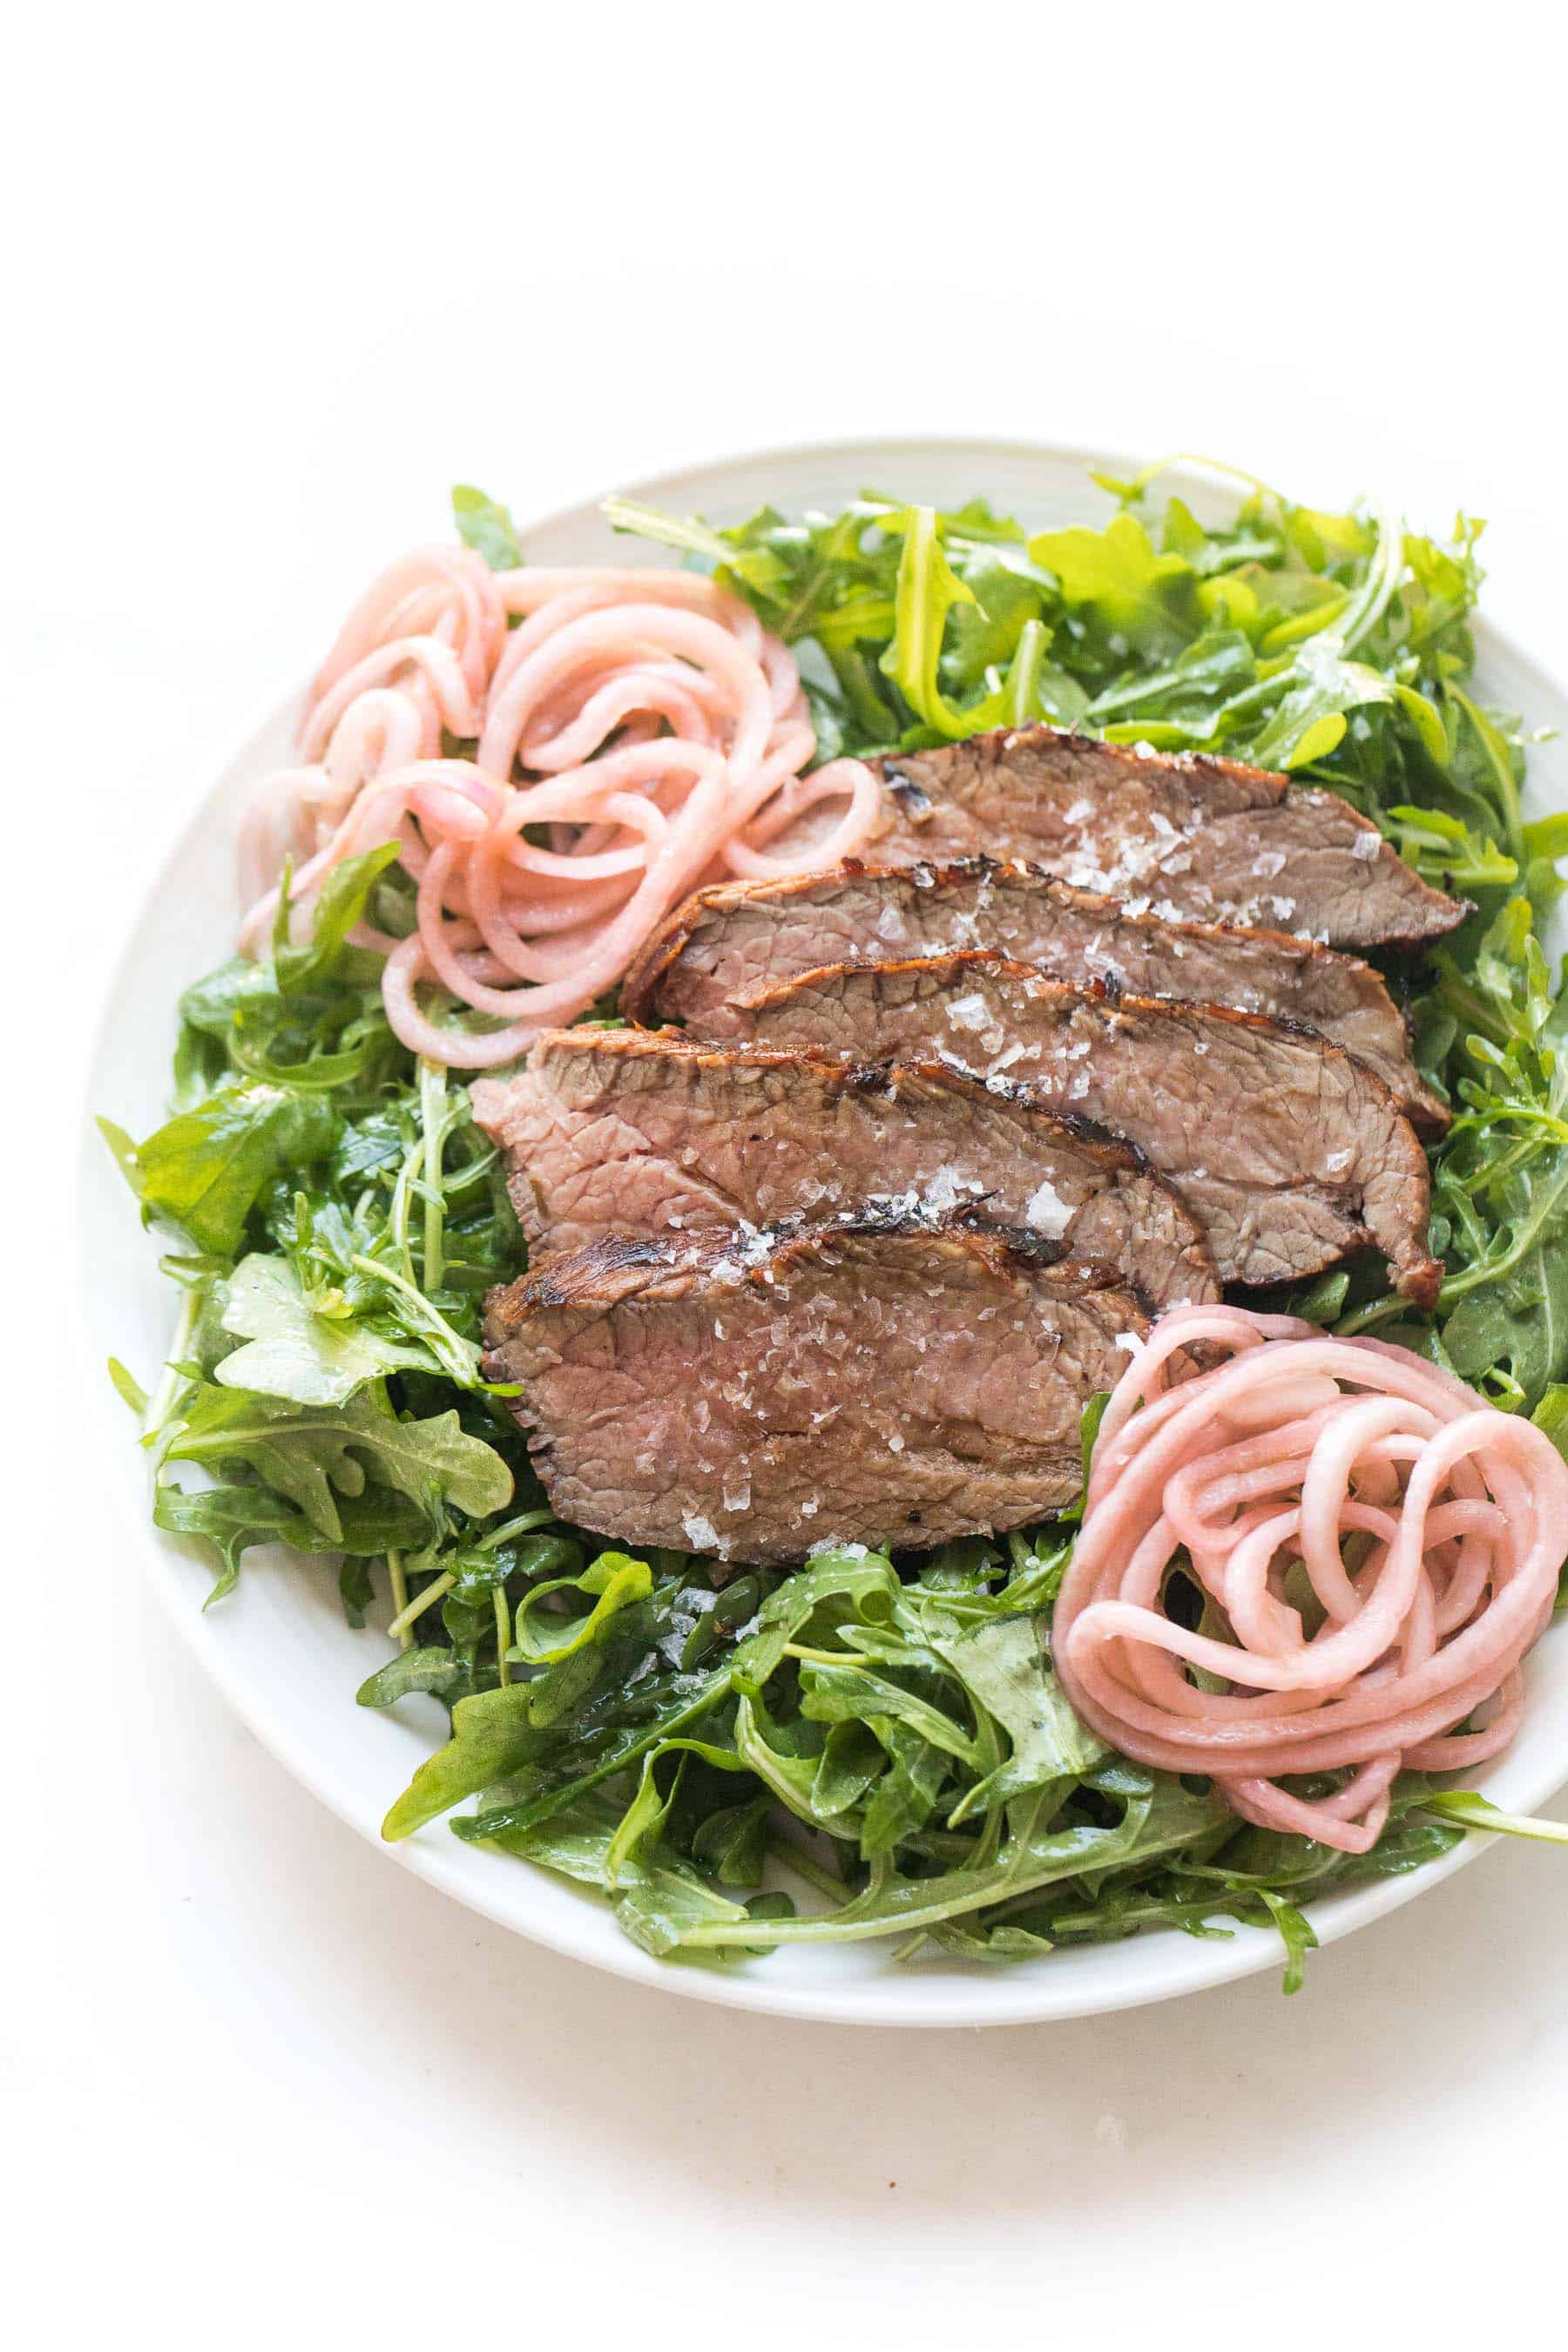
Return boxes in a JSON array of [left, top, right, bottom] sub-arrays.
[[625, 859, 1447, 1132], [769, 725, 1466, 950], [471, 1029, 1219, 1309], [729, 953, 1443, 1304], [483, 1217, 1149, 1562]]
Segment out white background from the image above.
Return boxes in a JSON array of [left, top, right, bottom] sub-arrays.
[[8, 3, 1568, 2342]]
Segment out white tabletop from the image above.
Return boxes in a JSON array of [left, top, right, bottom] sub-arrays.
[[9, 10, 1567, 2342]]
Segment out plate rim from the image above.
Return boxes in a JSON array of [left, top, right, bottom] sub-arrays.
[[75, 430, 1568, 2028]]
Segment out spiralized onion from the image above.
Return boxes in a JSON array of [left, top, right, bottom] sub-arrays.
[[1055, 1304, 1568, 1853], [236, 544, 879, 1064]]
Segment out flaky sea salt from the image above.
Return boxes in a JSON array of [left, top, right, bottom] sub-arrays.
[[1024, 1178, 1071, 1237]]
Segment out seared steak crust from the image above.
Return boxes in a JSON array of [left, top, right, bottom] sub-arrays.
[[483, 1216, 1150, 1562], [728, 952, 1443, 1304], [766, 726, 1467, 950], [624, 858, 1447, 1132], [471, 1029, 1219, 1309]]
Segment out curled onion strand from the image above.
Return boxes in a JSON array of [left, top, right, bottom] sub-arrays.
[[1055, 1304, 1568, 1853], [236, 546, 877, 1060]]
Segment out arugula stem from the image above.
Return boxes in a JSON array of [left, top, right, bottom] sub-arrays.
[[765, 1827, 853, 1905], [389, 1139, 421, 1274], [388, 1570, 456, 1640], [1423, 1794, 1568, 1843], [419, 1058, 448, 1293], [494, 1585, 512, 1686], [141, 1286, 201, 1458], [1450, 686, 1524, 855], [348, 1254, 479, 1383], [1007, 618, 1046, 727], [1337, 504, 1404, 653], [387, 1548, 412, 1651], [476, 1507, 558, 1550]]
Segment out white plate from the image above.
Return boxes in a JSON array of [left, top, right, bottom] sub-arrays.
[[75, 436, 1568, 2027]]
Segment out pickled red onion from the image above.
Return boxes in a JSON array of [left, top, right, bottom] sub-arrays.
[[1055, 1304, 1568, 1853], [235, 544, 879, 1064]]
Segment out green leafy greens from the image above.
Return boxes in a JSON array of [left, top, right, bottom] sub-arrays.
[[103, 460, 1568, 1985]]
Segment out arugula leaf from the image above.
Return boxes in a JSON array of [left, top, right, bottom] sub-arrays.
[[356, 1645, 476, 1708], [797, 1658, 983, 1768], [940, 548, 1050, 695], [382, 1679, 549, 1839], [1421, 1792, 1568, 1844], [878, 505, 979, 738], [510, 1551, 654, 1665], [451, 484, 524, 571], [667, 1772, 1221, 1948], [1531, 1384, 1568, 1468], [1248, 644, 1395, 771], [1252, 1889, 1318, 1995], [1030, 510, 1198, 660], [692, 1794, 773, 1886], [162, 1383, 512, 1542], [935, 1616, 1106, 1816], [107, 1357, 148, 1415], [274, 843, 400, 997], [615, 1864, 783, 1960], [215, 1253, 437, 1404], [179, 956, 280, 1042], [103, 1086, 338, 1260], [154, 1476, 427, 1605], [602, 494, 790, 605], [855, 1720, 951, 1858]]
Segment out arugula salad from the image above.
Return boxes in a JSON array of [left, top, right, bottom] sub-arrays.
[[103, 458, 1568, 1984]]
